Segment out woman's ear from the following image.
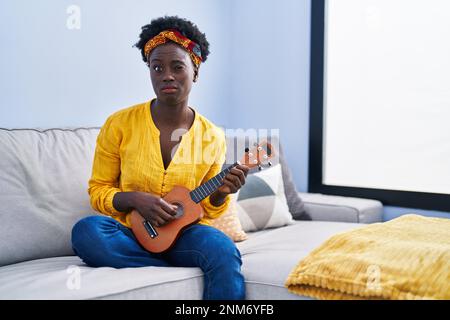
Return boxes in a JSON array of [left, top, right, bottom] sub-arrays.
[[193, 68, 199, 82]]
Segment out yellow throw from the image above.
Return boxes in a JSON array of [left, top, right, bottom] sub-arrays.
[[285, 214, 450, 299]]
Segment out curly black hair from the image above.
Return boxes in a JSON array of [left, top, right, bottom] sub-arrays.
[[133, 16, 210, 65]]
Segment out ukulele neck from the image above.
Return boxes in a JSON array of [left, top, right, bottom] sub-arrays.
[[189, 162, 239, 203]]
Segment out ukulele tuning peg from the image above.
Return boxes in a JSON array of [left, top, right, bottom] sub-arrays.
[[268, 161, 272, 166], [258, 165, 262, 171]]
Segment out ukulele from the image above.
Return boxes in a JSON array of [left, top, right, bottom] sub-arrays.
[[130, 141, 274, 253]]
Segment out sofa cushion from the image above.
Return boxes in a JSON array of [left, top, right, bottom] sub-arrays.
[[298, 192, 383, 223], [209, 193, 248, 242], [0, 220, 361, 299], [278, 143, 310, 220], [236, 163, 293, 232], [238, 220, 362, 299], [0, 127, 102, 267], [224, 134, 309, 221], [0, 256, 204, 299]]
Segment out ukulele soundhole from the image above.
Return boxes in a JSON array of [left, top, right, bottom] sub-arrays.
[[172, 202, 184, 219]]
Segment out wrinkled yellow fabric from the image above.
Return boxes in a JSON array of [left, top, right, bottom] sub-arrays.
[[88, 99, 230, 228], [285, 214, 450, 299]]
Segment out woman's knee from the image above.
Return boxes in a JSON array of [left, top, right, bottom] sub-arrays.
[[71, 215, 116, 253], [215, 239, 242, 267], [200, 226, 242, 267]]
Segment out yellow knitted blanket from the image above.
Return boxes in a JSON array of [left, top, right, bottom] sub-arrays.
[[285, 214, 450, 299]]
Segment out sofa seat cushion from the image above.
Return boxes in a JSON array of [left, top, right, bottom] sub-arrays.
[[237, 220, 362, 299], [0, 221, 362, 300], [0, 256, 204, 300]]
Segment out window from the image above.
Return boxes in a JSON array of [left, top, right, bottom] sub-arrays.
[[309, 0, 450, 211]]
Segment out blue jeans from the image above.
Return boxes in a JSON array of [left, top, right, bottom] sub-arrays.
[[71, 215, 245, 300]]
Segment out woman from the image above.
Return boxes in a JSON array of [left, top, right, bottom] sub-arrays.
[[71, 16, 249, 300]]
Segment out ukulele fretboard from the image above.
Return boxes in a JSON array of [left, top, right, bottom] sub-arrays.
[[189, 162, 239, 203]]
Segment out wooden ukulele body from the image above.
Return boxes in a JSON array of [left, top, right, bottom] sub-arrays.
[[130, 185, 203, 253]]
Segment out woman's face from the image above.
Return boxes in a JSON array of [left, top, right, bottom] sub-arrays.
[[148, 42, 197, 105]]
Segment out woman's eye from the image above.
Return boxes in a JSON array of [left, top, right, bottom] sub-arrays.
[[152, 65, 163, 72]]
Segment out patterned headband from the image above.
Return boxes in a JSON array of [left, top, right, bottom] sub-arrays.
[[144, 29, 203, 68]]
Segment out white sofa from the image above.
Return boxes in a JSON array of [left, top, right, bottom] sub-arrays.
[[0, 127, 383, 299]]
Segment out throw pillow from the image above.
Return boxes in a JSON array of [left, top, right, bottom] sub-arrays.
[[235, 163, 294, 232], [224, 135, 310, 221], [278, 143, 311, 220], [210, 193, 248, 242]]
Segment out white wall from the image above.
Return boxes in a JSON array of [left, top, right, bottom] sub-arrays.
[[226, 0, 311, 192], [0, 0, 311, 193], [0, 0, 231, 128]]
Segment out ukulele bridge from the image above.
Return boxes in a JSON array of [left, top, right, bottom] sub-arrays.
[[143, 220, 158, 238]]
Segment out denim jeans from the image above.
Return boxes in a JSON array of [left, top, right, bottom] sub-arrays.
[[71, 215, 245, 300]]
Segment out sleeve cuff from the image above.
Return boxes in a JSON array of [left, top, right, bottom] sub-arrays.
[[104, 189, 123, 216], [202, 194, 231, 219]]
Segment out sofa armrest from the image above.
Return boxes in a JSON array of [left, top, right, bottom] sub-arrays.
[[298, 192, 383, 223]]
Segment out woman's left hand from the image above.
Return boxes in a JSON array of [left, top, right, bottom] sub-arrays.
[[217, 164, 249, 195]]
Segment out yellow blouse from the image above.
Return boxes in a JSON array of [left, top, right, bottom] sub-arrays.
[[88, 99, 230, 228]]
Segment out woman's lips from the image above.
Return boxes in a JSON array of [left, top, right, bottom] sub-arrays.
[[161, 87, 177, 94]]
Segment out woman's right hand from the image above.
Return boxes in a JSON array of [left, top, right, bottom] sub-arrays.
[[113, 191, 177, 227], [131, 191, 177, 227]]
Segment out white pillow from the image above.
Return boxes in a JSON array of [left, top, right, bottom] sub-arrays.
[[236, 164, 293, 232]]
